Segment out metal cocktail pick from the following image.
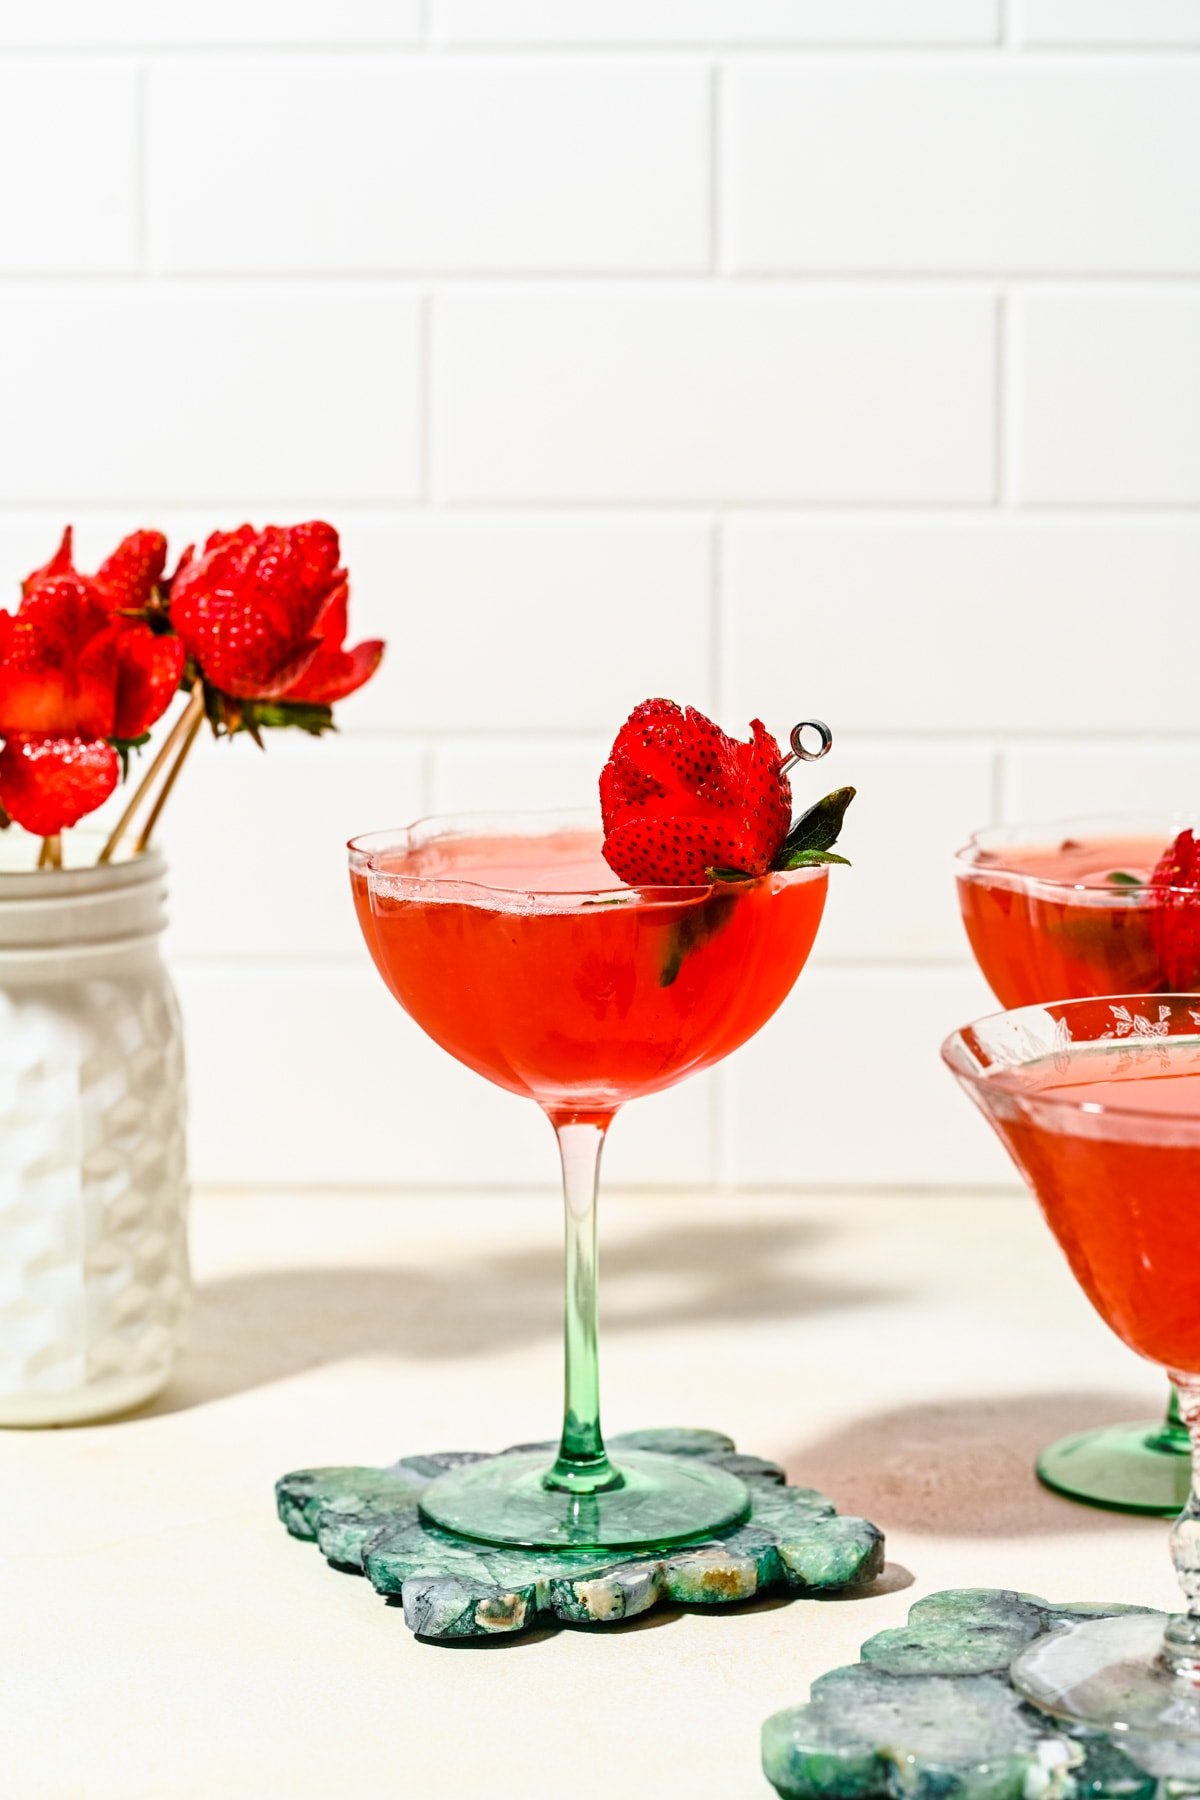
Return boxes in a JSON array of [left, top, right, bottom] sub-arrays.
[[779, 720, 833, 776]]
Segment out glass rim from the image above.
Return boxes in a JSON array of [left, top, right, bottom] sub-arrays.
[[347, 808, 828, 906], [941, 992, 1200, 1127], [954, 812, 1199, 898]]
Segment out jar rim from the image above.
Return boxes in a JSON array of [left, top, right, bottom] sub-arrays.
[[0, 844, 165, 904]]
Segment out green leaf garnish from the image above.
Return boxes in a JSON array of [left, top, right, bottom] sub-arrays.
[[785, 849, 850, 867], [1107, 870, 1142, 888], [658, 784, 855, 984], [774, 786, 856, 870]]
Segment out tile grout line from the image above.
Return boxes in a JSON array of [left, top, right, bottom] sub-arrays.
[[710, 516, 727, 715], [708, 58, 722, 274], [419, 290, 435, 505], [134, 60, 150, 273], [991, 743, 1008, 824], [1002, 287, 1019, 505], [2, 271, 1200, 288], [0, 500, 1198, 522], [994, 288, 1009, 505], [6, 41, 1196, 56]]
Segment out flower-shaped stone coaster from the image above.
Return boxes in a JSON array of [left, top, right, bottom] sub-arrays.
[[762, 1587, 1194, 1797], [276, 1427, 883, 1641]]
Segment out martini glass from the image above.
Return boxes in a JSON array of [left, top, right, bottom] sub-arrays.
[[956, 814, 1198, 1516], [348, 805, 828, 1552], [943, 995, 1200, 1758]]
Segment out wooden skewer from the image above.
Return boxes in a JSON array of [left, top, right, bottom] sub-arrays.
[[39, 835, 62, 870], [132, 699, 206, 857], [98, 684, 204, 866]]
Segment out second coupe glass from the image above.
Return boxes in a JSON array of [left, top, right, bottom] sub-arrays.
[[956, 814, 1196, 1515]]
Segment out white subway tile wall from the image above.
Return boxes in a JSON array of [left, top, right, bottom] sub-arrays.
[[1016, 2, 1200, 48], [0, 9, 1194, 1193]]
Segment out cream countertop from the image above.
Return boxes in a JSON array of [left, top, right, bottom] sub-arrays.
[[1, 1189, 1180, 1799]]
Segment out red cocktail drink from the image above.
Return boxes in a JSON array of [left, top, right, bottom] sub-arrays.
[[958, 832, 1166, 1006], [352, 825, 825, 1113], [982, 1035, 1200, 1376], [946, 997, 1200, 1752]]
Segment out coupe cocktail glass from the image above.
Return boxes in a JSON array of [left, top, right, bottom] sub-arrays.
[[349, 809, 828, 1551], [956, 815, 1197, 1515], [944, 996, 1200, 1758]]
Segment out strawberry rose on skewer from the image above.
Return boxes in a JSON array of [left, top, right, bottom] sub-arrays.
[[0, 536, 185, 842], [598, 699, 854, 982], [599, 699, 853, 886], [169, 522, 382, 738], [1150, 829, 1200, 990]]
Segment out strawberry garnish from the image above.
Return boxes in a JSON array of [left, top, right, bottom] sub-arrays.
[[0, 736, 119, 836], [600, 701, 793, 885], [168, 521, 382, 738], [275, 579, 384, 706], [600, 699, 853, 982], [21, 526, 168, 618], [0, 534, 186, 836], [21, 525, 76, 598], [0, 578, 120, 739], [94, 530, 168, 615], [0, 520, 384, 845], [1150, 829, 1200, 988], [113, 626, 187, 742], [169, 522, 342, 701]]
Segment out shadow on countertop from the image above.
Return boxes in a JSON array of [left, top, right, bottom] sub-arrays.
[[783, 1390, 1167, 1538], [144, 1214, 902, 1416]]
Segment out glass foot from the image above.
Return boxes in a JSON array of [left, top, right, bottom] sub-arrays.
[[1012, 1614, 1200, 1771], [419, 1448, 751, 1551], [1036, 1420, 1192, 1517]]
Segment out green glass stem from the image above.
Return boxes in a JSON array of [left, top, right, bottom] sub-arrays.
[[1149, 1384, 1193, 1456], [543, 1115, 624, 1498]]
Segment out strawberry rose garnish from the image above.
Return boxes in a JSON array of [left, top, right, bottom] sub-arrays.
[[169, 521, 383, 735], [0, 543, 185, 837], [0, 519, 385, 860], [600, 699, 853, 887], [1150, 829, 1200, 989]]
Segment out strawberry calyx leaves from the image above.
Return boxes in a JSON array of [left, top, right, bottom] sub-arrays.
[[112, 731, 152, 781], [201, 685, 336, 744]]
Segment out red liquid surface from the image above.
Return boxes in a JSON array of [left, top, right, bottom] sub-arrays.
[[352, 828, 826, 1114], [987, 1039, 1200, 1374], [958, 834, 1167, 1006]]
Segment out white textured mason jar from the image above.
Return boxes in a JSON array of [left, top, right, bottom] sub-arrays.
[[0, 843, 188, 1425]]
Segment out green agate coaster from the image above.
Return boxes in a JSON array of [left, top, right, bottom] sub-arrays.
[[276, 1427, 884, 1641], [763, 1587, 1177, 1798]]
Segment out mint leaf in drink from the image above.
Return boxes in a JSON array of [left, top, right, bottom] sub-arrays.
[[1107, 871, 1143, 888], [659, 886, 741, 986]]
